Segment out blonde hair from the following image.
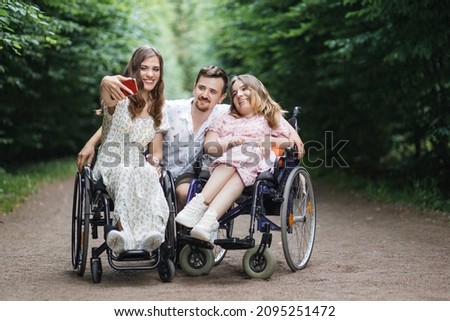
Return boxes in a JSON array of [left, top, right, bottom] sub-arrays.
[[229, 74, 286, 129]]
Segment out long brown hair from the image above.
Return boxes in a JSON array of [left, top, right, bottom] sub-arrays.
[[124, 45, 165, 127], [229, 74, 286, 129]]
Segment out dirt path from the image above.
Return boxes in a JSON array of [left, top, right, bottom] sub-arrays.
[[0, 176, 449, 301]]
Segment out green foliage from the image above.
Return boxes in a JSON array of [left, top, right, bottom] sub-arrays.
[[313, 167, 450, 212], [0, 0, 137, 167], [213, 0, 450, 198], [0, 0, 67, 57], [0, 158, 75, 214]]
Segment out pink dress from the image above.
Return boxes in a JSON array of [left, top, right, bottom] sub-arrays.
[[208, 113, 290, 186]]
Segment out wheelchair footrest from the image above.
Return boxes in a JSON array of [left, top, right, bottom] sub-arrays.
[[177, 234, 214, 250], [115, 250, 151, 261], [214, 237, 255, 250]]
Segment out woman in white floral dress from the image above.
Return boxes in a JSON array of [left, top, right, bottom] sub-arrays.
[[176, 74, 301, 243], [92, 46, 169, 254]]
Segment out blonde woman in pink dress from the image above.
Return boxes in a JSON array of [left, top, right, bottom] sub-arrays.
[[176, 74, 304, 243]]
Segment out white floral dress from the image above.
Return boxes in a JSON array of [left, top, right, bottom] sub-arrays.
[[92, 99, 170, 250]]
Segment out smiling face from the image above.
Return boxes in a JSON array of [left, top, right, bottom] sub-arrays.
[[139, 55, 161, 93], [192, 75, 227, 113], [230, 79, 256, 118], [124, 46, 165, 100]]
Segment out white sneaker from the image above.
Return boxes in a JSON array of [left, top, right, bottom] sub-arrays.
[[141, 231, 163, 253], [190, 209, 219, 242], [175, 194, 208, 228], [106, 230, 126, 254]]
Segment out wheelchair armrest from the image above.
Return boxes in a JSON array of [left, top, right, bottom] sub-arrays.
[[198, 170, 211, 180], [82, 165, 94, 186], [193, 154, 203, 178], [83, 164, 92, 176], [94, 178, 108, 193], [82, 164, 108, 193], [255, 171, 275, 183]]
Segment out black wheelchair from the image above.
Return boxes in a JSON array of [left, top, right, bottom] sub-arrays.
[[71, 163, 178, 283], [177, 106, 316, 279]]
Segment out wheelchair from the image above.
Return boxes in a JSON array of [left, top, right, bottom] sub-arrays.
[[71, 162, 178, 283], [177, 106, 316, 279]]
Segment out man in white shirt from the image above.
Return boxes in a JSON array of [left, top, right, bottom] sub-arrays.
[[162, 98, 228, 184]]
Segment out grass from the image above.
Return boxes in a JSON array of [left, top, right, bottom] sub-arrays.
[[310, 167, 450, 213], [0, 158, 76, 215]]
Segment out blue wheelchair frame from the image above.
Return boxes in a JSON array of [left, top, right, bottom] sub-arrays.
[[176, 106, 316, 278]]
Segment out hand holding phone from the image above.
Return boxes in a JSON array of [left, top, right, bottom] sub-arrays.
[[120, 78, 139, 96]]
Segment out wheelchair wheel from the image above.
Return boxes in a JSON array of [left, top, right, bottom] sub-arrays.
[[71, 173, 82, 269], [214, 219, 234, 266], [242, 247, 276, 279], [161, 171, 177, 263], [91, 258, 102, 283], [280, 166, 316, 271], [158, 259, 176, 283], [71, 173, 90, 276], [179, 245, 214, 276]]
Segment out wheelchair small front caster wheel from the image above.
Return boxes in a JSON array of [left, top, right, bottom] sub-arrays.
[[90, 258, 102, 283], [158, 259, 175, 283], [179, 245, 214, 276], [243, 247, 275, 279]]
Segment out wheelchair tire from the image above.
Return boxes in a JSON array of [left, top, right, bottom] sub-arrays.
[[158, 259, 176, 283], [91, 258, 102, 283], [71, 173, 90, 276], [71, 173, 82, 269], [179, 245, 214, 277], [77, 213, 90, 277], [161, 171, 177, 263], [280, 166, 316, 271], [242, 247, 276, 279]]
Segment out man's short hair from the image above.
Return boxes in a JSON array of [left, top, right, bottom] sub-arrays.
[[195, 65, 228, 94]]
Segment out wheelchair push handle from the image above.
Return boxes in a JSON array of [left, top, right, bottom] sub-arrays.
[[292, 106, 301, 118], [288, 106, 302, 132]]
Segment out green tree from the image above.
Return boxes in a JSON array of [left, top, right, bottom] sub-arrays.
[[213, 0, 450, 196], [0, 0, 136, 166]]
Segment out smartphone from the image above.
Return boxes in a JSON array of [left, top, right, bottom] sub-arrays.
[[120, 78, 139, 96]]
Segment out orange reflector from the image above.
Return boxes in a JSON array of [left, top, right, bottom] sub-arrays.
[[307, 201, 313, 215], [288, 212, 294, 226]]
